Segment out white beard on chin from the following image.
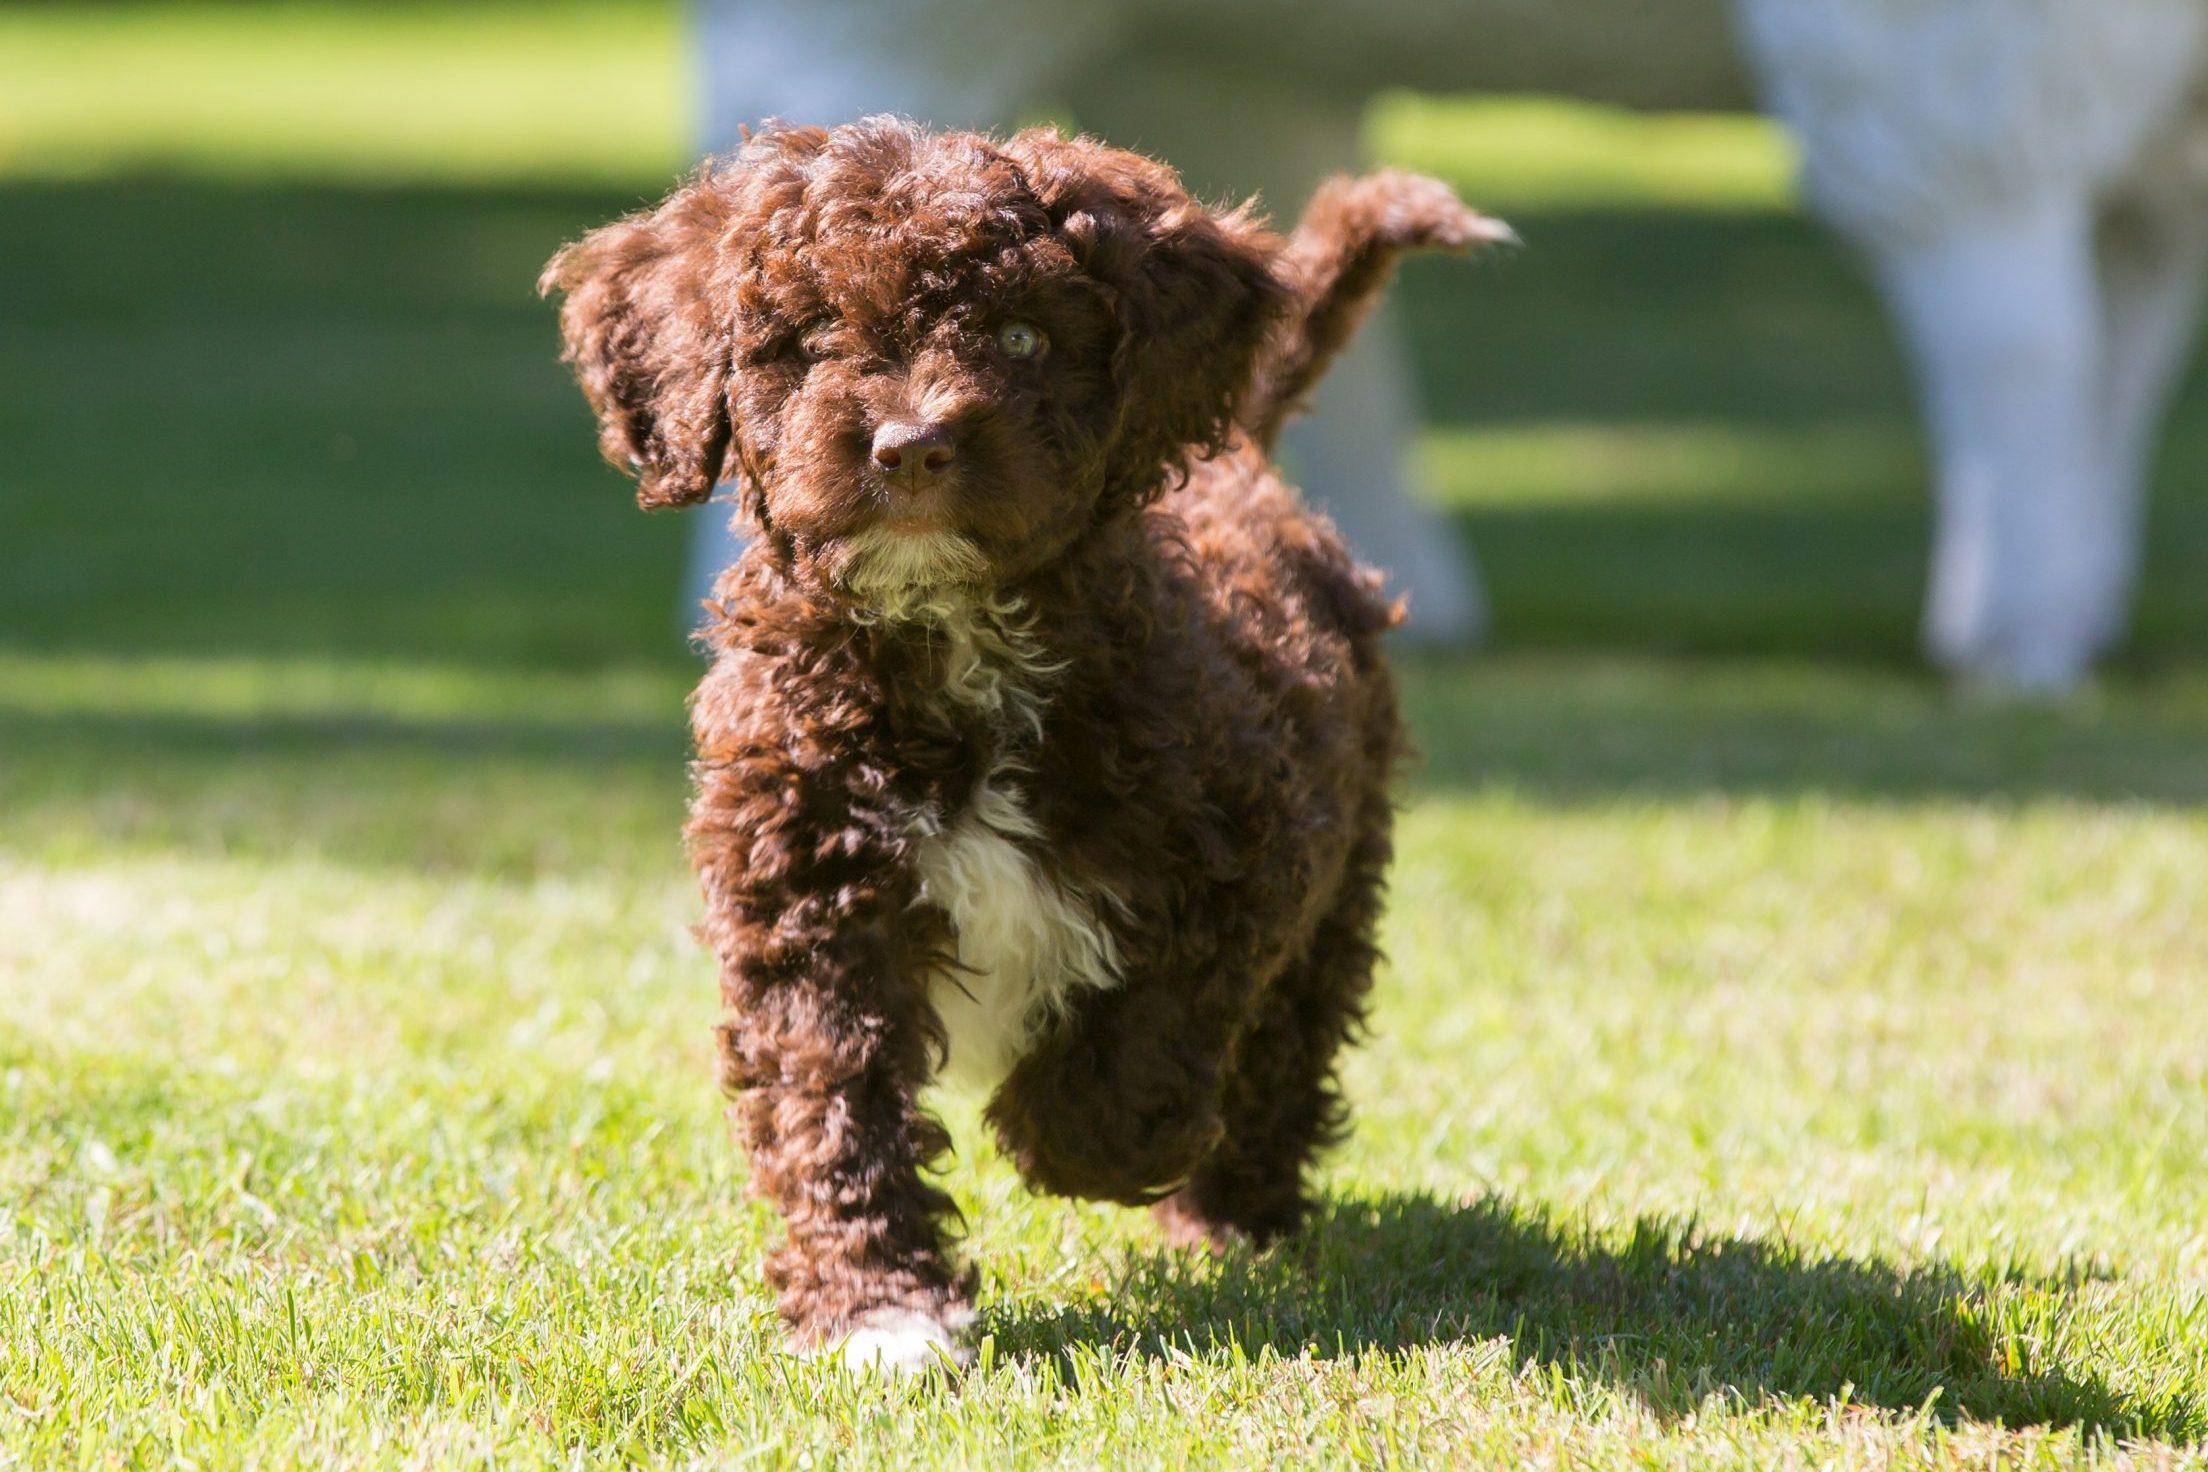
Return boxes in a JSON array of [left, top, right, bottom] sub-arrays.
[[837, 524, 991, 617]]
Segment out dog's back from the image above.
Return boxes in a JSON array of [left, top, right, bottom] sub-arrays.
[[1178, 169, 1510, 651]]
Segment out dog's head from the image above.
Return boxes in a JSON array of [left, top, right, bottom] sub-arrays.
[[541, 118, 1286, 605]]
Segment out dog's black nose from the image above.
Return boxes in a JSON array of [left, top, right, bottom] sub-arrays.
[[871, 421, 957, 487]]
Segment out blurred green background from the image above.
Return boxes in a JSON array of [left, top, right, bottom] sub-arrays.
[[7, 1, 2206, 672]]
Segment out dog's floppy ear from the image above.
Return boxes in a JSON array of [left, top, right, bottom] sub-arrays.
[[1003, 130, 1289, 507], [539, 173, 740, 509]]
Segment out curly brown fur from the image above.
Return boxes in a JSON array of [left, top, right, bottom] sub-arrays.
[[542, 117, 1496, 1366], [1245, 169, 1513, 449]]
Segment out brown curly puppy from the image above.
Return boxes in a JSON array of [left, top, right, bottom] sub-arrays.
[[542, 117, 1501, 1372]]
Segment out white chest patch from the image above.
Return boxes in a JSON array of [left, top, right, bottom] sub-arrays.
[[911, 776, 1121, 1092]]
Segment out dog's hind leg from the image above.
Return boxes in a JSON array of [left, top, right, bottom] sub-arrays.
[[1152, 816, 1392, 1253]]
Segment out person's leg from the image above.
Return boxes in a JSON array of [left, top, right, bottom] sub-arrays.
[[1276, 319, 1486, 641], [691, 3, 1487, 643]]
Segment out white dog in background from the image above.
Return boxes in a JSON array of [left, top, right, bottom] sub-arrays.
[[698, 0, 2208, 691], [1745, 1, 2208, 690]]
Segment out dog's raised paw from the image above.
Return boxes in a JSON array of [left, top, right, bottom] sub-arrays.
[[821, 1309, 975, 1377]]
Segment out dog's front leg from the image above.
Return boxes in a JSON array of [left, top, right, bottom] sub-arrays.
[[690, 758, 971, 1373], [988, 971, 1240, 1206]]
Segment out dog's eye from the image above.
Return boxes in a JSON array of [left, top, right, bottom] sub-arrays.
[[996, 320, 1047, 361]]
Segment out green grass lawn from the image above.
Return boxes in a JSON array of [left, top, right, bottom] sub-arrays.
[[4, 6, 2208, 1468]]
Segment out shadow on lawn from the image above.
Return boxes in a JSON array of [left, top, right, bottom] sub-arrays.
[[988, 1192, 2190, 1439], [0, 707, 683, 764], [9, 655, 2208, 885], [1396, 658, 2208, 808]]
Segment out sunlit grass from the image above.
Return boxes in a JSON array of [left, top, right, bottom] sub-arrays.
[[0, 2, 687, 187], [1419, 421, 1921, 508], [5, 651, 2208, 1468], [1371, 92, 1795, 213]]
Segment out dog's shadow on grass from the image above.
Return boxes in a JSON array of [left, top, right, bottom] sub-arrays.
[[984, 1191, 2191, 1438]]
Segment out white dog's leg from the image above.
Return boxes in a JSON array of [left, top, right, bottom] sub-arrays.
[[1869, 196, 2106, 691], [2090, 201, 2208, 654]]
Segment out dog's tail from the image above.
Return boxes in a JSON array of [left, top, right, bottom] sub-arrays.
[[1243, 171, 1512, 450]]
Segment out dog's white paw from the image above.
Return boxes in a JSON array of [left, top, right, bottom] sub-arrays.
[[822, 1309, 974, 1377]]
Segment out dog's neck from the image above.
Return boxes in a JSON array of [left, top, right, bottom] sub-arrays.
[[715, 513, 1162, 744], [836, 514, 1156, 739], [851, 584, 1062, 743]]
